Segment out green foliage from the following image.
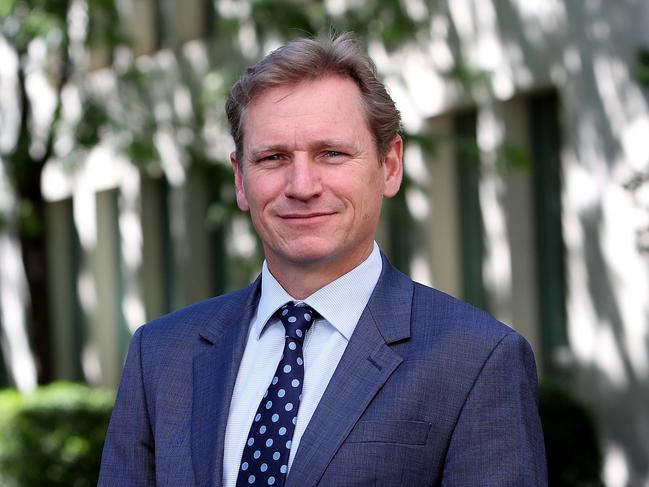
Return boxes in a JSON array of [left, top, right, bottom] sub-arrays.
[[73, 98, 108, 148], [496, 143, 532, 174], [0, 1, 67, 52], [217, 0, 426, 52], [635, 47, 649, 87], [249, 0, 325, 40], [401, 132, 439, 159], [539, 381, 604, 487], [17, 198, 43, 237], [86, 0, 124, 50], [0, 0, 122, 54], [0, 382, 114, 487], [443, 59, 491, 87], [0, 0, 15, 17]]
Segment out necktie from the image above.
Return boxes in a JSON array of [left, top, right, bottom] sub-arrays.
[[236, 302, 318, 487]]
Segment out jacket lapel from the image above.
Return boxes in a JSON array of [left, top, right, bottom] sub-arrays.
[[191, 279, 261, 487], [286, 259, 413, 487]]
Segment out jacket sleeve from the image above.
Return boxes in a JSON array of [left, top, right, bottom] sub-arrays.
[[442, 331, 548, 486], [98, 327, 156, 486]]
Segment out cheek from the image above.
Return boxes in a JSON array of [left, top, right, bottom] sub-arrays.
[[354, 181, 384, 214], [364, 194, 385, 225], [242, 178, 276, 218]]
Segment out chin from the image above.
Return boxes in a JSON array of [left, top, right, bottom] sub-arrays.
[[282, 246, 336, 266], [279, 240, 368, 272]]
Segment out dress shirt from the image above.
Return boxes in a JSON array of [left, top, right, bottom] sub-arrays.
[[222, 243, 383, 487]]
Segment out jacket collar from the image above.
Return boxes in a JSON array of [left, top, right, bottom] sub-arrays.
[[192, 276, 261, 487]]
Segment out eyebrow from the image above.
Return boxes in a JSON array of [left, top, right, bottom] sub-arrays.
[[248, 145, 287, 160]]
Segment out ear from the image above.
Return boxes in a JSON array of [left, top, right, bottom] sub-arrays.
[[231, 152, 250, 212], [382, 136, 403, 198]]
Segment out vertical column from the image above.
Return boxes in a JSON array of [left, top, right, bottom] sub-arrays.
[[501, 98, 542, 366], [427, 116, 462, 298], [173, 0, 203, 44], [181, 165, 215, 304], [454, 110, 487, 310], [131, 0, 157, 56], [94, 189, 127, 388], [529, 91, 568, 373], [140, 175, 173, 321], [46, 198, 84, 381], [201, 0, 217, 38], [384, 179, 414, 274], [209, 193, 228, 297]]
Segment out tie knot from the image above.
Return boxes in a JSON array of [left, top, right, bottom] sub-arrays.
[[276, 302, 318, 343]]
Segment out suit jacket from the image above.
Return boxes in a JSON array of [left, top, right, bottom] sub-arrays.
[[99, 256, 547, 486]]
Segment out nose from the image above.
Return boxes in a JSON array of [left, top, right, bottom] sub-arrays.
[[284, 154, 322, 201]]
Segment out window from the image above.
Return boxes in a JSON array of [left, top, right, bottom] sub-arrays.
[[529, 91, 568, 371], [454, 110, 488, 311]]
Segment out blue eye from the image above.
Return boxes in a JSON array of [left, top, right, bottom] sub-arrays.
[[324, 151, 343, 157]]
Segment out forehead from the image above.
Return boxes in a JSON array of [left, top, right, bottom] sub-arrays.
[[242, 77, 372, 150]]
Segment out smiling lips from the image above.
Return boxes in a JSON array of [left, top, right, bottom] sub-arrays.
[[279, 211, 335, 222]]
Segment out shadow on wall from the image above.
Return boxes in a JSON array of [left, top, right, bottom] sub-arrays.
[[488, 2, 649, 484], [539, 380, 604, 486], [579, 203, 649, 484]]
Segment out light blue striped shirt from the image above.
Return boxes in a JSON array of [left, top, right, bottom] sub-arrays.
[[222, 243, 383, 487]]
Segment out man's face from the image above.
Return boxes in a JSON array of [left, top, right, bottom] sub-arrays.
[[231, 76, 402, 280]]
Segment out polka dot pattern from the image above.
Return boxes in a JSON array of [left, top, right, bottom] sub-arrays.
[[235, 302, 318, 487]]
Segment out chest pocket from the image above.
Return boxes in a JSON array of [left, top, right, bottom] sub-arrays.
[[345, 419, 431, 445]]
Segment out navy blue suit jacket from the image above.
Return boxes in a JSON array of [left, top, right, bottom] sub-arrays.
[[99, 256, 547, 486]]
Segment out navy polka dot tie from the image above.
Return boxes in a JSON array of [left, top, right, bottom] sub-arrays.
[[236, 302, 318, 487]]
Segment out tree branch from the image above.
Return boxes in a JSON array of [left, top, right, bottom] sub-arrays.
[[39, 15, 72, 168]]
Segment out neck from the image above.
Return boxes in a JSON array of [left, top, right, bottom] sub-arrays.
[[266, 245, 374, 299]]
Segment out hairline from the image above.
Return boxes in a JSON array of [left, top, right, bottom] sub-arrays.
[[236, 74, 388, 167]]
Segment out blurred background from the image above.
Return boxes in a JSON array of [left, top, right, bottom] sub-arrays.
[[0, 0, 648, 485]]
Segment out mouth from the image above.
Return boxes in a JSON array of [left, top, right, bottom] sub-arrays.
[[279, 212, 335, 222]]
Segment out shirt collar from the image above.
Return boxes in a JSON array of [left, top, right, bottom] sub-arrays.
[[255, 242, 383, 341]]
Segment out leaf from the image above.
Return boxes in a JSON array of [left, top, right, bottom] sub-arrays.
[[0, 382, 113, 486], [443, 60, 491, 86], [17, 199, 43, 237], [86, 0, 123, 49], [75, 99, 109, 148], [496, 144, 532, 173], [17, 10, 62, 46], [250, 0, 319, 40], [0, 0, 15, 17], [636, 47, 649, 86], [125, 137, 160, 170], [401, 131, 440, 158]]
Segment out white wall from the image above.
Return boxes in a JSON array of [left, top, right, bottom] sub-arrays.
[[383, 1, 649, 484]]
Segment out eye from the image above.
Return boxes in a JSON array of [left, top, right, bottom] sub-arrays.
[[260, 154, 282, 161], [323, 150, 344, 158]]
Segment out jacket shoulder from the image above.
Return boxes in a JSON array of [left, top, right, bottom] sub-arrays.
[[410, 281, 523, 349], [135, 280, 259, 346]]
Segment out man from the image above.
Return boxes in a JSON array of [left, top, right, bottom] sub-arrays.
[[100, 34, 547, 486]]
